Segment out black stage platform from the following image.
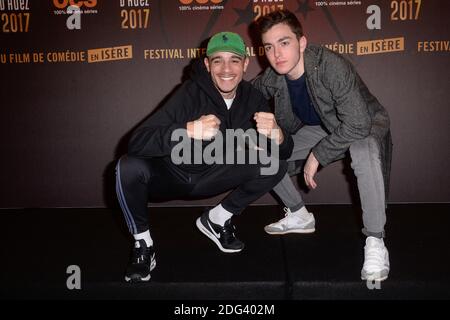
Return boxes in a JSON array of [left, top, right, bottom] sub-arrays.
[[1, 204, 449, 300]]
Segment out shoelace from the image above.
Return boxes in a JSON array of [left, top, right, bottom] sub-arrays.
[[221, 223, 236, 241], [280, 207, 294, 220], [283, 207, 291, 216], [279, 207, 304, 223], [133, 247, 150, 264], [268, 208, 295, 227], [364, 246, 386, 270]]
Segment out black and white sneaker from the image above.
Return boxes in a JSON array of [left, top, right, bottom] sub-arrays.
[[125, 239, 156, 282], [196, 210, 244, 253]]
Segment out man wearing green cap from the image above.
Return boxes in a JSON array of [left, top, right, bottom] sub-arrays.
[[115, 31, 293, 282]]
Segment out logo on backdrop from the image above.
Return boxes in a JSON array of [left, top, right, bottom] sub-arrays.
[[179, 0, 224, 12], [66, 265, 81, 290], [323, 37, 405, 56], [365, 1, 422, 30], [87, 45, 133, 63], [120, 0, 151, 30], [0, 45, 133, 65], [309, 1, 412, 57], [52, 0, 98, 30], [233, 0, 284, 27], [417, 40, 450, 53], [0, 0, 30, 33]]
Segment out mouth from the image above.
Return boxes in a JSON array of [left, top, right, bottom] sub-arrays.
[[219, 75, 235, 81]]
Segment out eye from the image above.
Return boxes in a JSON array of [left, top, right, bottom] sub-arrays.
[[281, 41, 289, 47], [264, 45, 272, 52]]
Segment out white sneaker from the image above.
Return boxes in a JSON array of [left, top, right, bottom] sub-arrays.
[[264, 207, 315, 235], [361, 236, 390, 281]]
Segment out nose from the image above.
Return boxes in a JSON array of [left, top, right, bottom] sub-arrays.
[[273, 46, 280, 59], [222, 60, 231, 72]]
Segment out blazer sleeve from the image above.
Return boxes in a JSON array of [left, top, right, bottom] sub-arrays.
[[312, 54, 372, 166]]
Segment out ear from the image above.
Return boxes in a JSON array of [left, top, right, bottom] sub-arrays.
[[243, 56, 249, 73], [204, 57, 210, 72], [299, 36, 307, 53]]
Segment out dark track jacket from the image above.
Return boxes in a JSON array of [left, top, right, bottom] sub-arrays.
[[128, 59, 293, 173]]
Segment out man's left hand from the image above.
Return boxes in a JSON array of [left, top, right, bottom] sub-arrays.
[[304, 152, 319, 189], [254, 112, 284, 144]]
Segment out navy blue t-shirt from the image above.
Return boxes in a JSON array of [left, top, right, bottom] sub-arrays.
[[285, 74, 322, 126]]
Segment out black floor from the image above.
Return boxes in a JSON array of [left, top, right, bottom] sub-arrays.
[[1, 204, 449, 300]]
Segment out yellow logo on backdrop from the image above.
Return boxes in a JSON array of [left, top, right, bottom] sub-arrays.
[[1, 47, 134, 64], [417, 41, 450, 52], [87, 45, 133, 63], [254, 0, 284, 21], [390, 0, 421, 21], [0, 0, 29, 11], [357, 37, 405, 55], [143, 46, 265, 60], [120, 0, 151, 30], [0, 0, 30, 33]]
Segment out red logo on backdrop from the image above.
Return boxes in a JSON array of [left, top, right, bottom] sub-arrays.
[[53, 0, 97, 8], [52, 0, 98, 30]]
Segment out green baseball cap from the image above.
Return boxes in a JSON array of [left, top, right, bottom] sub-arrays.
[[206, 31, 247, 57]]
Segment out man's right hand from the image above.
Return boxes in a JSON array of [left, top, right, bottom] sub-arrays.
[[186, 114, 221, 140]]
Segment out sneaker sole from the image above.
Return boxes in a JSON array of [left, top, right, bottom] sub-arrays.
[[264, 228, 315, 235], [125, 275, 150, 282], [196, 217, 242, 253], [361, 270, 389, 282], [361, 274, 388, 282], [124, 258, 156, 282]]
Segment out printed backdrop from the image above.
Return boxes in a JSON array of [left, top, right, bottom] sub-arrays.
[[1, 0, 449, 208]]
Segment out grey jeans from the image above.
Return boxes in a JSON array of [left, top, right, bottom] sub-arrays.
[[273, 125, 386, 238]]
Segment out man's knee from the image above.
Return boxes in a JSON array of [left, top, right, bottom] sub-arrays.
[[258, 156, 288, 177], [259, 159, 288, 182], [116, 155, 150, 185], [349, 136, 381, 168], [240, 159, 287, 181]]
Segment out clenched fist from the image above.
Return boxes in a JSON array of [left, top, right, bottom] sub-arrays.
[[187, 114, 221, 140], [254, 112, 284, 144]]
